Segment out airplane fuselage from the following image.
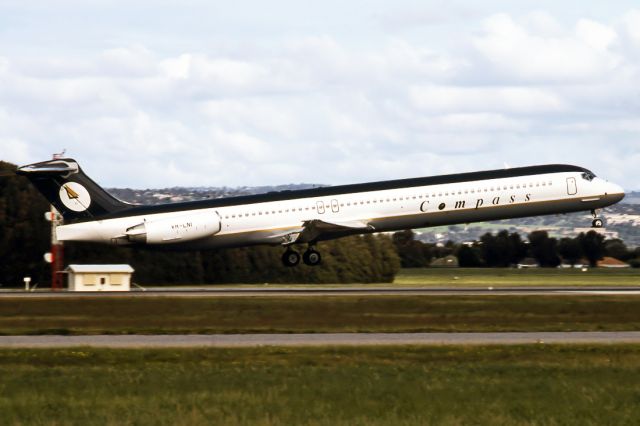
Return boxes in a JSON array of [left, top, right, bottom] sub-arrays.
[[55, 165, 625, 251]]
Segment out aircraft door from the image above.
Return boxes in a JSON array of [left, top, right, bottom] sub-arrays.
[[567, 177, 577, 195], [331, 199, 339, 213], [317, 201, 325, 214]]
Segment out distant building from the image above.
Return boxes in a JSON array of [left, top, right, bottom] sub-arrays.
[[597, 257, 631, 268], [66, 264, 134, 291], [430, 255, 459, 268]]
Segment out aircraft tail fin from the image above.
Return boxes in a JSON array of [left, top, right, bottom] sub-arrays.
[[17, 158, 129, 221]]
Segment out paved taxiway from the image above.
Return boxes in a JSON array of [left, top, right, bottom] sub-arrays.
[[1, 332, 640, 348], [2, 286, 640, 297]]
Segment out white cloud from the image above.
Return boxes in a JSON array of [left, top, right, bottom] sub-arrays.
[[0, 138, 31, 164], [409, 85, 565, 113], [474, 13, 621, 82], [622, 9, 640, 46], [576, 19, 617, 51]]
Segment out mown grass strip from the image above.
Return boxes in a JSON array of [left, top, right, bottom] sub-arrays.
[[2, 295, 640, 335], [395, 267, 640, 286], [1, 345, 640, 425]]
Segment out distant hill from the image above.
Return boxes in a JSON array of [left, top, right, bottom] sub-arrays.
[[107, 184, 326, 205], [622, 191, 640, 204]]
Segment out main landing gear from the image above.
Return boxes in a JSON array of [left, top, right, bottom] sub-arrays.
[[281, 247, 322, 267], [591, 209, 604, 228]]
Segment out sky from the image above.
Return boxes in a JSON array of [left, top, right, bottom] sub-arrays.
[[1, 0, 639, 189]]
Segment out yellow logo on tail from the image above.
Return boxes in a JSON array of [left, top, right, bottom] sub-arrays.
[[63, 184, 79, 199], [59, 182, 91, 212]]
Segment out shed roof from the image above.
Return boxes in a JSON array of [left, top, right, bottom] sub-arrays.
[[66, 264, 134, 273]]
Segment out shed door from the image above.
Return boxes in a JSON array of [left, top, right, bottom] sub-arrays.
[[566, 177, 577, 195], [98, 275, 109, 291]]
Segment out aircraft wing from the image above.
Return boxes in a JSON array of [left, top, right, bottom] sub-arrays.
[[274, 219, 374, 245]]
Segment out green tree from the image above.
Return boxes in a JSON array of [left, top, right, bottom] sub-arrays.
[[0, 162, 51, 286], [480, 231, 522, 267], [392, 230, 432, 267], [558, 237, 583, 267], [578, 231, 605, 267], [528, 231, 560, 268], [604, 239, 631, 261], [457, 244, 482, 267]]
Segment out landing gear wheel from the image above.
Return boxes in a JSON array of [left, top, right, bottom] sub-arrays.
[[592, 218, 604, 228], [282, 249, 300, 267], [303, 249, 322, 266]]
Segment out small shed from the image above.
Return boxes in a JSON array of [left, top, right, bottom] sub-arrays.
[[66, 264, 134, 291]]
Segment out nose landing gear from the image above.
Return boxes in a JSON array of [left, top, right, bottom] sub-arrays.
[[591, 210, 604, 228]]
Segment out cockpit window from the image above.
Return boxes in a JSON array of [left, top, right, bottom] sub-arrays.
[[581, 171, 596, 181]]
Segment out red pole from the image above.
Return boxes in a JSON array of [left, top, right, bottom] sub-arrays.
[[50, 151, 66, 291], [51, 243, 64, 290], [50, 206, 64, 291]]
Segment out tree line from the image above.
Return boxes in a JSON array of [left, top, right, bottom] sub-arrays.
[[393, 229, 640, 268]]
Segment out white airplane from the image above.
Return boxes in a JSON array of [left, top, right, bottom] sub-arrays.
[[18, 158, 624, 267]]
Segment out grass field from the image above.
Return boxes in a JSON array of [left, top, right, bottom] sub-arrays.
[[2, 294, 640, 335], [2, 345, 640, 425], [394, 267, 640, 287]]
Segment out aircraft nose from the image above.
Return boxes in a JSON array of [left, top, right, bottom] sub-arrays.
[[605, 182, 625, 203]]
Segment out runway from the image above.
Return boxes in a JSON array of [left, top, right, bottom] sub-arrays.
[[2, 286, 640, 297], [2, 332, 640, 348]]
